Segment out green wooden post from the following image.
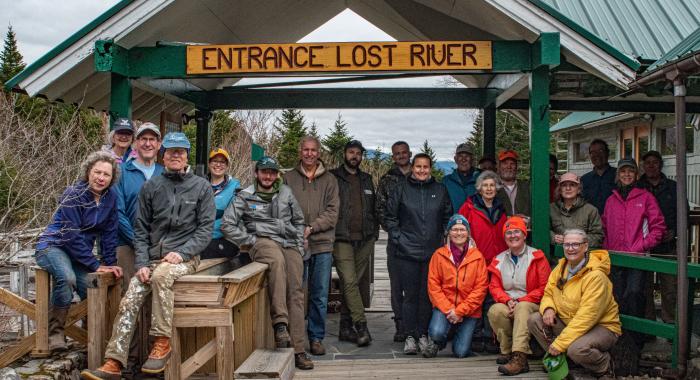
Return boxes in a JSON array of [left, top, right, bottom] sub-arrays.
[[529, 66, 551, 256], [109, 73, 132, 129], [483, 105, 496, 159]]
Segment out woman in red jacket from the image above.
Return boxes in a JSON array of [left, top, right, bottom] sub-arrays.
[[424, 214, 488, 358], [487, 216, 551, 375], [458, 170, 507, 353]]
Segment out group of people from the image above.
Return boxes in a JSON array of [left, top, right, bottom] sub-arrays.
[[32, 116, 680, 379]]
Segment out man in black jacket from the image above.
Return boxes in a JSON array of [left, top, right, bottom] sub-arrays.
[[331, 140, 379, 347], [83, 133, 215, 380]]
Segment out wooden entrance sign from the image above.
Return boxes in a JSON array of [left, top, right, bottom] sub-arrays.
[[187, 41, 492, 75]]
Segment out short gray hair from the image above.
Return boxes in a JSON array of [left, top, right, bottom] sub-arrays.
[[79, 151, 120, 189], [475, 170, 502, 192], [298, 135, 321, 150], [563, 228, 588, 242]]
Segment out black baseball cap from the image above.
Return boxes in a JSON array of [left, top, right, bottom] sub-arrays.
[[344, 140, 365, 152]]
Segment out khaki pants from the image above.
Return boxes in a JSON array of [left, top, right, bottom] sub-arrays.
[[527, 312, 618, 375], [333, 239, 374, 323], [249, 238, 305, 353], [488, 301, 539, 354], [104, 259, 198, 366]]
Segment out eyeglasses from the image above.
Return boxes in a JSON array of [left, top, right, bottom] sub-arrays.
[[505, 230, 523, 237], [210, 160, 228, 166], [450, 228, 468, 233], [563, 242, 586, 250]]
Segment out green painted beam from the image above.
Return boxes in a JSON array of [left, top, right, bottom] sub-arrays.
[[182, 88, 503, 109], [95, 40, 129, 77], [129, 45, 186, 77], [528, 66, 551, 257], [492, 41, 532, 72], [109, 73, 132, 128], [532, 33, 560, 68], [501, 99, 700, 113]]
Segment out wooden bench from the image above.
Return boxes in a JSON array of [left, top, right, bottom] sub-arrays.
[[234, 348, 294, 380]]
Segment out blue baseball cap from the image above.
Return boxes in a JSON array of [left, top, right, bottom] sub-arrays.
[[162, 132, 191, 150]]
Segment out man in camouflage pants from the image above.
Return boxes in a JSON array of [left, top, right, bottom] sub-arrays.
[[82, 132, 215, 380]]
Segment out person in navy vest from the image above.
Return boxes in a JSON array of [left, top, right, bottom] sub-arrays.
[[35, 151, 123, 353], [201, 148, 241, 259]]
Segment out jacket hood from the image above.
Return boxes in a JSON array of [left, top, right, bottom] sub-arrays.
[[294, 160, 328, 179], [557, 249, 611, 277], [554, 196, 587, 214], [162, 166, 193, 181]]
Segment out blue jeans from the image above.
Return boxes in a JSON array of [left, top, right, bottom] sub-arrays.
[[428, 308, 477, 358], [305, 252, 332, 342], [35, 247, 90, 308]]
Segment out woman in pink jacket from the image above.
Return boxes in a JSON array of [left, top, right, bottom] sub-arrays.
[[602, 158, 665, 344]]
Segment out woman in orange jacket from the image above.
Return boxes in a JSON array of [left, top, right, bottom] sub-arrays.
[[424, 214, 489, 358]]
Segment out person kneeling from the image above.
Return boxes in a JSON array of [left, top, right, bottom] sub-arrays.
[[487, 216, 551, 375], [423, 214, 488, 358], [527, 229, 620, 379]]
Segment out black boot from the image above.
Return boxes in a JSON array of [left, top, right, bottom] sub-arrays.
[[339, 315, 357, 343], [355, 321, 371, 347], [393, 318, 406, 343]]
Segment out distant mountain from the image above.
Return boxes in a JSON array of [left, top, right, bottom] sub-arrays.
[[365, 149, 390, 160], [435, 160, 456, 174]]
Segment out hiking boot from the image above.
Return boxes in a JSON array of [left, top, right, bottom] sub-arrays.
[[310, 340, 326, 356], [403, 336, 417, 355], [141, 336, 171, 374], [274, 323, 291, 348], [471, 337, 485, 352], [393, 318, 406, 343], [418, 335, 429, 353], [595, 361, 615, 380], [497, 351, 529, 376], [294, 352, 314, 370], [81, 359, 121, 380], [339, 316, 357, 343], [355, 321, 372, 347], [422, 337, 439, 358], [48, 306, 69, 352], [496, 353, 512, 365]]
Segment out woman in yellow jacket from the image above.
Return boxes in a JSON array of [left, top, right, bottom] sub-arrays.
[[527, 228, 621, 378]]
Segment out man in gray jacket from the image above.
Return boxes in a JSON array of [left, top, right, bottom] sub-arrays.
[[221, 156, 313, 370], [83, 132, 215, 380]]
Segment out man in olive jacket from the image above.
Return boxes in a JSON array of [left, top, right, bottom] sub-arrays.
[[331, 140, 379, 347], [283, 135, 339, 356], [84, 132, 214, 380]]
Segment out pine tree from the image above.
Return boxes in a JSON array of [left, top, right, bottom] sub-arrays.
[[321, 113, 353, 167], [420, 139, 444, 181], [465, 110, 483, 155], [0, 26, 25, 86], [274, 109, 307, 168], [308, 121, 320, 139]]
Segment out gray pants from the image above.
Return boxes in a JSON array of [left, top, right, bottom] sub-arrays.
[[527, 312, 618, 376]]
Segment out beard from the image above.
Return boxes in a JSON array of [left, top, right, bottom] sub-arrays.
[[345, 158, 361, 169]]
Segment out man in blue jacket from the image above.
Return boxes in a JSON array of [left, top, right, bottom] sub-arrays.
[[112, 122, 163, 377], [443, 143, 480, 212]]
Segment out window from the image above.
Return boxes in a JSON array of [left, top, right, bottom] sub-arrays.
[[574, 142, 590, 163], [659, 125, 695, 155], [622, 138, 633, 159]]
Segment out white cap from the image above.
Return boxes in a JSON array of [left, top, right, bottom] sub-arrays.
[[135, 122, 161, 139]]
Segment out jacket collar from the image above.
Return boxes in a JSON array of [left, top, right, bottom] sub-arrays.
[[554, 196, 586, 214], [295, 160, 328, 180], [436, 241, 480, 267]]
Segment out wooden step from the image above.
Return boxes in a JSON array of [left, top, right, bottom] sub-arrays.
[[234, 348, 294, 380]]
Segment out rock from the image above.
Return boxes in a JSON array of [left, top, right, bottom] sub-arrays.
[[26, 376, 52, 380], [0, 368, 19, 380], [14, 359, 44, 376]]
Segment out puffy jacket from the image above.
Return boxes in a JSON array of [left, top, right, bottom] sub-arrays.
[[376, 165, 409, 231], [221, 182, 305, 251], [458, 194, 507, 264], [428, 243, 489, 318], [283, 161, 339, 255], [36, 181, 118, 271], [133, 169, 215, 269], [384, 175, 452, 262], [443, 168, 480, 212], [331, 166, 379, 242], [601, 187, 665, 254], [639, 174, 683, 254], [211, 176, 240, 240], [113, 160, 164, 246], [540, 250, 622, 352], [550, 197, 604, 248], [488, 246, 551, 304], [496, 179, 531, 217]]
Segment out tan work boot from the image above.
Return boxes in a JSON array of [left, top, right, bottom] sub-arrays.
[[141, 336, 171, 374], [294, 352, 314, 370], [48, 306, 69, 352], [80, 359, 121, 380], [497, 351, 529, 376], [496, 353, 512, 365]]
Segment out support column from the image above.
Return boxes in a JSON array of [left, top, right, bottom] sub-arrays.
[[529, 66, 551, 256], [482, 105, 496, 159], [109, 73, 132, 129], [194, 109, 212, 177]]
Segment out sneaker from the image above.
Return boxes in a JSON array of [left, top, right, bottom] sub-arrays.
[[403, 336, 418, 355], [274, 323, 291, 348], [418, 335, 429, 353], [310, 340, 326, 356], [80, 359, 121, 380], [141, 337, 171, 374], [422, 337, 439, 358], [294, 352, 314, 370]]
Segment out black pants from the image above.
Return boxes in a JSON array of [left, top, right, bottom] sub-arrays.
[[611, 267, 647, 345], [387, 243, 404, 325], [396, 256, 431, 337], [200, 238, 240, 260]]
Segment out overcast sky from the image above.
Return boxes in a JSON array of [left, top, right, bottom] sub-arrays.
[[1, 2, 477, 160]]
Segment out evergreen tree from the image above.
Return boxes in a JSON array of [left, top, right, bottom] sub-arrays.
[[0, 26, 25, 86], [322, 113, 353, 167], [420, 139, 444, 181], [274, 109, 307, 168], [465, 110, 483, 155], [308, 121, 320, 139]]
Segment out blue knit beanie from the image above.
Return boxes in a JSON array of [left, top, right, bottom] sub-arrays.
[[446, 214, 470, 232]]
